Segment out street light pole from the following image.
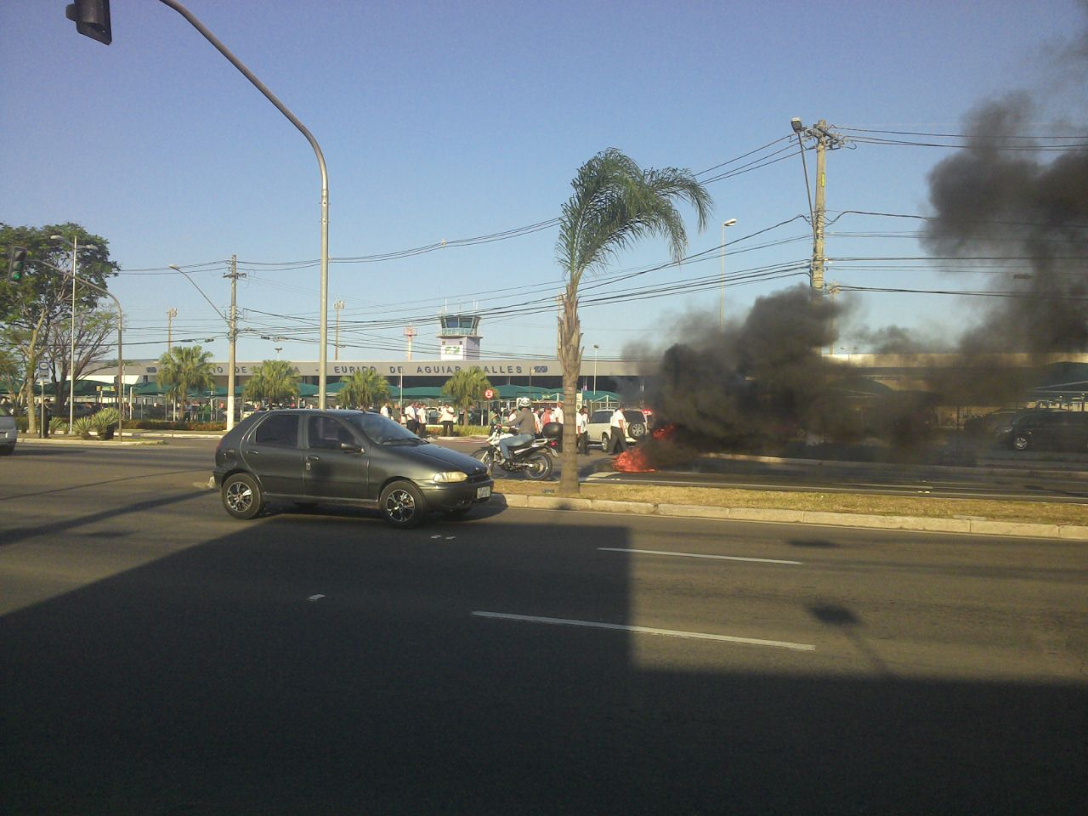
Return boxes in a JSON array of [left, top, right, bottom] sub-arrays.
[[156, 0, 330, 408], [593, 344, 599, 394], [719, 219, 737, 330], [334, 299, 345, 361], [37, 258, 123, 440], [50, 234, 97, 430]]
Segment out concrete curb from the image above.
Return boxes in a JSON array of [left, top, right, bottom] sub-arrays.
[[701, 451, 1088, 481], [499, 492, 1088, 541], [16, 436, 166, 447]]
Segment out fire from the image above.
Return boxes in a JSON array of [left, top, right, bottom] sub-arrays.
[[610, 424, 676, 473], [613, 447, 654, 472]]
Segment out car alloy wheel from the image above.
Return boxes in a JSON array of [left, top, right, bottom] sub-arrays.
[[380, 481, 426, 528], [223, 473, 263, 520]]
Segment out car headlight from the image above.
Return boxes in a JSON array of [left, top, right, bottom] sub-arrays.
[[433, 471, 468, 483]]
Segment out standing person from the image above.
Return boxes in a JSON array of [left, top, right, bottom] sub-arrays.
[[416, 403, 428, 438], [552, 402, 564, 427], [380, 402, 391, 419], [440, 403, 456, 436], [499, 397, 537, 464], [404, 402, 418, 434], [576, 405, 589, 454], [608, 404, 628, 454]]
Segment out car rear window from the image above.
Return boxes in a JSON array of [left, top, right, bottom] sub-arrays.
[[253, 414, 300, 447]]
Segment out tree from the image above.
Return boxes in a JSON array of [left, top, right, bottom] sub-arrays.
[[0, 222, 118, 433], [45, 310, 117, 418], [555, 149, 712, 495], [338, 369, 389, 409], [243, 359, 300, 406], [157, 345, 216, 417], [442, 367, 492, 424]]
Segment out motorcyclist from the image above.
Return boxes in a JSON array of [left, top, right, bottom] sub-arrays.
[[499, 397, 537, 464]]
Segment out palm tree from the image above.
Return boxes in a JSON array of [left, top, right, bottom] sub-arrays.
[[442, 367, 492, 424], [338, 368, 390, 410], [556, 149, 712, 494], [157, 345, 215, 420], [243, 359, 300, 406]]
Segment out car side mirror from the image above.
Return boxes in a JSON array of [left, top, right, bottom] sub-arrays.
[[340, 441, 363, 453]]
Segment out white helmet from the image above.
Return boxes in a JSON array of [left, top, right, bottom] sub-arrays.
[[516, 397, 531, 408]]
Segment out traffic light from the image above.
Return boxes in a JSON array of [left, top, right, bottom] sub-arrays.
[[66, 0, 112, 46], [7, 247, 27, 282]]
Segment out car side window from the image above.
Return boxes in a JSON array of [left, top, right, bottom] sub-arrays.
[[307, 416, 354, 450], [253, 414, 300, 448], [591, 411, 609, 423]]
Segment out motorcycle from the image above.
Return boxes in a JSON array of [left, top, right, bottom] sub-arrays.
[[472, 424, 554, 480]]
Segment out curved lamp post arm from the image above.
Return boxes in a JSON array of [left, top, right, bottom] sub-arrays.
[[157, 0, 330, 408], [168, 265, 227, 323], [35, 260, 125, 441]]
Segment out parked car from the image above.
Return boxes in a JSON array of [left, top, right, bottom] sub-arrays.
[[213, 409, 493, 528], [584, 408, 649, 449], [963, 408, 1021, 439], [995, 410, 1088, 452], [0, 404, 17, 455]]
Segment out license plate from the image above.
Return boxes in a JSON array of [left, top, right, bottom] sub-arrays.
[[477, 485, 491, 499]]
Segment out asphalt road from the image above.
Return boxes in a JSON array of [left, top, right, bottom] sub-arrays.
[[2, 441, 1086, 814]]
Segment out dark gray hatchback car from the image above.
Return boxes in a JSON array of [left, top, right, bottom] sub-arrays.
[[213, 409, 493, 528]]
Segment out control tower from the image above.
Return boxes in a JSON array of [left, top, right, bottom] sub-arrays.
[[437, 313, 482, 360]]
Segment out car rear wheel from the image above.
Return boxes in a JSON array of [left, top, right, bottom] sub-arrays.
[[600, 432, 610, 450], [1013, 434, 1030, 451], [222, 473, 263, 520], [381, 480, 426, 528]]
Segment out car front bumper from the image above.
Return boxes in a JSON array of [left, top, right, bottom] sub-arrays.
[[420, 478, 494, 511]]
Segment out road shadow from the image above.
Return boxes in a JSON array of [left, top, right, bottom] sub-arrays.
[[1, 515, 1084, 815]]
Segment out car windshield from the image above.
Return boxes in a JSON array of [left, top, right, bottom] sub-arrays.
[[345, 412, 426, 445]]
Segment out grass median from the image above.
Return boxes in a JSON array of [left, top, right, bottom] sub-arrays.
[[494, 480, 1088, 527]]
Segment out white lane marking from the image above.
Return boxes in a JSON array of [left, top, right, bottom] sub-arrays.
[[471, 611, 815, 652], [308, 594, 326, 602], [599, 547, 801, 566]]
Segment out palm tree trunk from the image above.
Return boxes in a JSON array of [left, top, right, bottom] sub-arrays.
[[558, 286, 582, 496]]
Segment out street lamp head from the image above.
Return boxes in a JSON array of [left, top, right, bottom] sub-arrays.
[[791, 117, 804, 133], [722, 219, 737, 228]]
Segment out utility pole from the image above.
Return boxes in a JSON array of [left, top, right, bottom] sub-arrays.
[[166, 308, 177, 352], [790, 118, 846, 294], [225, 255, 243, 431], [404, 326, 416, 361], [334, 300, 345, 360]]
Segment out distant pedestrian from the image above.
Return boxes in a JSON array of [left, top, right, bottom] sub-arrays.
[[576, 406, 589, 454], [440, 403, 456, 436]]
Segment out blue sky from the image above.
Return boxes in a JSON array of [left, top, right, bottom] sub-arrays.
[[2, 0, 1085, 364]]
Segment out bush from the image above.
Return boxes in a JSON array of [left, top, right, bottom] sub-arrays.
[[49, 417, 68, 435], [71, 416, 94, 439], [124, 419, 225, 432], [93, 408, 120, 439]]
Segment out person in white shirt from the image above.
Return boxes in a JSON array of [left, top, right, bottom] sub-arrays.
[[439, 403, 456, 436], [576, 406, 588, 454], [552, 403, 564, 426], [608, 405, 628, 454]]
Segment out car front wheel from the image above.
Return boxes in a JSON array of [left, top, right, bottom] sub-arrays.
[[381, 480, 426, 528], [222, 473, 263, 520], [1013, 434, 1030, 451]]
